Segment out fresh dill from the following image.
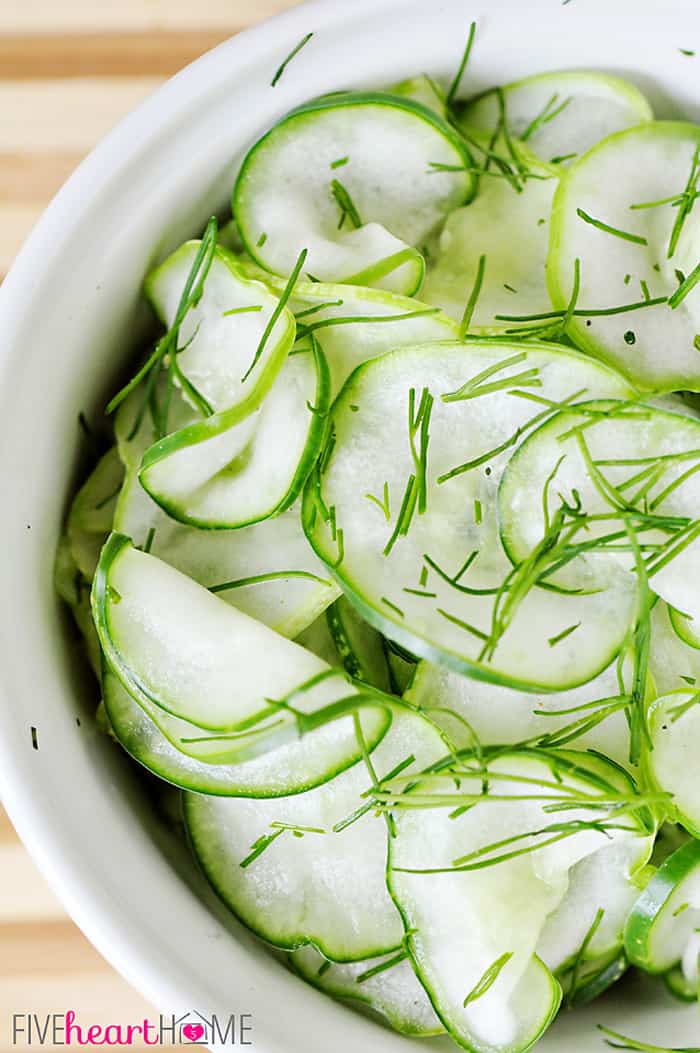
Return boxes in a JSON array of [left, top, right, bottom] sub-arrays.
[[209, 569, 330, 594], [330, 156, 349, 169], [463, 952, 513, 1007], [597, 1025, 700, 1052], [442, 351, 540, 403], [241, 247, 307, 382], [548, 622, 581, 648], [459, 254, 487, 336], [331, 179, 363, 230], [356, 951, 409, 984], [271, 32, 314, 87], [576, 208, 648, 246], [446, 20, 477, 107], [521, 93, 573, 142], [222, 304, 263, 317]]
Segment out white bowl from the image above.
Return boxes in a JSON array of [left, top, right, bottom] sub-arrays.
[[1, 0, 698, 1048]]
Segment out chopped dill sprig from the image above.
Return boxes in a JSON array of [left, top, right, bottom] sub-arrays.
[[668, 260, 700, 308], [409, 386, 434, 514], [597, 1025, 700, 1052], [257, 232, 267, 248], [331, 179, 363, 230], [241, 247, 307, 382], [668, 690, 700, 723], [463, 952, 513, 1007], [209, 569, 330, 594], [296, 307, 439, 339], [239, 820, 325, 868], [106, 217, 218, 423], [521, 93, 572, 142], [576, 208, 648, 246], [143, 527, 156, 554], [459, 254, 487, 336], [474, 498, 483, 524], [548, 622, 581, 648], [442, 351, 540, 403], [365, 482, 391, 521], [668, 144, 700, 259], [550, 153, 577, 165], [680, 48, 696, 57], [356, 951, 409, 984], [222, 304, 263, 317], [446, 20, 477, 107], [271, 32, 314, 87], [381, 596, 405, 618], [565, 908, 605, 1007], [330, 156, 349, 169], [384, 475, 417, 556], [495, 293, 667, 323], [295, 299, 344, 320]]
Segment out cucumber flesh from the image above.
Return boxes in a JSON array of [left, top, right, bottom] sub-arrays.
[[548, 122, 700, 391], [92, 536, 385, 746], [290, 945, 444, 1036], [462, 71, 653, 166], [304, 341, 637, 691], [423, 144, 557, 329], [139, 337, 328, 528], [102, 669, 389, 798], [114, 387, 338, 639], [67, 446, 124, 579], [649, 602, 700, 697], [625, 838, 700, 975], [647, 692, 700, 837], [405, 657, 632, 767], [664, 962, 698, 1003], [387, 750, 651, 1053], [183, 706, 445, 959], [234, 93, 474, 295], [326, 596, 391, 692], [499, 400, 700, 623], [669, 606, 700, 652], [146, 242, 295, 415]]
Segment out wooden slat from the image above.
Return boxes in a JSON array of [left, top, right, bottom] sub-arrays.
[[4, 0, 298, 33], [0, 841, 65, 922], [0, 79, 164, 152], [0, 204, 44, 275], [0, 152, 83, 203], [0, 32, 235, 79]]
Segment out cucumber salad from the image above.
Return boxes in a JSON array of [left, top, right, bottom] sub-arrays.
[[56, 25, 700, 1053]]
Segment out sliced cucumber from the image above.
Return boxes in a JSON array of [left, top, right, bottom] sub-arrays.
[[422, 143, 558, 329], [67, 446, 124, 579], [499, 400, 700, 622], [462, 71, 653, 166], [326, 596, 390, 692], [290, 945, 444, 1036], [559, 950, 628, 1009], [669, 606, 700, 652], [92, 536, 386, 751], [139, 336, 329, 529], [183, 706, 445, 959], [664, 962, 698, 1003], [234, 93, 474, 296], [103, 669, 389, 798], [406, 658, 632, 767], [146, 242, 295, 416], [548, 122, 700, 391], [304, 341, 637, 691], [387, 749, 651, 1053], [55, 535, 102, 677], [625, 838, 700, 976], [647, 691, 700, 837], [649, 602, 700, 698], [294, 613, 343, 669], [114, 388, 338, 639]]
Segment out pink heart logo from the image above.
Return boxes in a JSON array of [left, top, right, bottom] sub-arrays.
[[182, 1024, 205, 1043]]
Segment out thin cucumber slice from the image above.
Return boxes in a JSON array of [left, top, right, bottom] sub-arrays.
[[387, 645, 416, 696], [499, 400, 700, 621], [664, 962, 698, 1003], [67, 446, 124, 579], [560, 950, 628, 1009], [114, 388, 339, 638], [294, 613, 343, 669], [647, 691, 700, 837], [290, 945, 444, 1036], [146, 241, 295, 416], [183, 706, 446, 959], [234, 92, 474, 296], [92, 535, 385, 746], [139, 337, 329, 529], [387, 749, 651, 1053], [405, 657, 632, 767], [548, 122, 700, 391], [625, 838, 700, 975], [304, 341, 637, 691], [462, 71, 653, 166], [422, 143, 558, 329], [102, 669, 390, 798], [387, 75, 447, 119], [326, 596, 391, 692], [649, 603, 700, 697], [669, 606, 700, 652]]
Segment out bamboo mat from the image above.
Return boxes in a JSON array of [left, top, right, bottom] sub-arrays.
[[0, 1, 299, 1047]]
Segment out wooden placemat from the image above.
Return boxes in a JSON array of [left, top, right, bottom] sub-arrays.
[[0, 2, 299, 1048]]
